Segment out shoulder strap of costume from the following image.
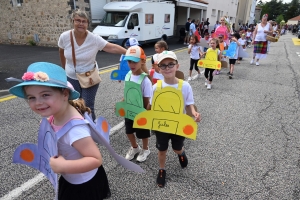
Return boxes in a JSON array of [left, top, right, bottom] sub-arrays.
[[56, 119, 89, 140], [178, 79, 183, 91], [137, 72, 147, 84], [157, 80, 162, 91], [125, 70, 132, 81]]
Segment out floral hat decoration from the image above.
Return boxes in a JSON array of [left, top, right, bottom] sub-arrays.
[[6, 62, 80, 100]]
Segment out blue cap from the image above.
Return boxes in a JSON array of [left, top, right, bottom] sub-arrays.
[[125, 38, 140, 47]]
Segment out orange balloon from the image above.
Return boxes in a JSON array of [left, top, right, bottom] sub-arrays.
[[20, 149, 34, 162], [102, 120, 109, 133], [183, 125, 194, 135], [137, 118, 147, 126], [119, 108, 125, 117]]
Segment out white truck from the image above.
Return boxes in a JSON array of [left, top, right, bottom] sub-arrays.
[[92, 1, 175, 47]]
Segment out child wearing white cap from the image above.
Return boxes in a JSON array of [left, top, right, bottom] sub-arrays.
[[148, 51, 201, 187]]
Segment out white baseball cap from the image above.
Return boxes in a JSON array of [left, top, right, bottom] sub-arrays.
[[157, 51, 178, 64]]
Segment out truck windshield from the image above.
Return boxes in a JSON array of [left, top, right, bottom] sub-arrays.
[[100, 12, 129, 27]]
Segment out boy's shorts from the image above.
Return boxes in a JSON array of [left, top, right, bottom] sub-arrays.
[[229, 59, 237, 65], [125, 118, 150, 139], [155, 131, 185, 151]]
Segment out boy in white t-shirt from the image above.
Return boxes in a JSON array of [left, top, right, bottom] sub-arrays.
[[120, 46, 153, 162], [148, 51, 201, 188]]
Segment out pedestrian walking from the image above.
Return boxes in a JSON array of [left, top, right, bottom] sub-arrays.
[[58, 9, 126, 120], [187, 35, 202, 81], [150, 51, 201, 187], [227, 33, 241, 79], [8, 62, 111, 200], [150, 40, 168, 84], [250, 14, 273, 66], [184, 18, 191, 45]]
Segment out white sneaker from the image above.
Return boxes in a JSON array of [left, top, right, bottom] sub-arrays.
[[188, 77, 192, 81], [205, 79, 208, 86], [250, 59, 254, 65], [256, 62, 259, 66], [136, 148, 151, 162], [125, 145, 141, 160], [207, 84, 211, 90]]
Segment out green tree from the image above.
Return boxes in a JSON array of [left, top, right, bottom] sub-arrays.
[[275, 14, 285, 24], [285, 0, 300, 21]]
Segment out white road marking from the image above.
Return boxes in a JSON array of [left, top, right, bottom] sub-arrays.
[[0, 121, 125, 200], [0, 173, 45, 200]]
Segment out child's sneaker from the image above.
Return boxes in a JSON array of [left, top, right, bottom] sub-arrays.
[[157, 169, 166, 188], [250, 59, 254, 65], [207, 84, 211, 90], [229, 74, 233, 79], [178, 151, 188, 168], [188, 77, 192, 81], [256, 62, 259, 66], [136, 148, 150, 162], [125, 145, 141, 160], [205, 79, 208, 86], [227, 71, 230, 75], [216, 70, 220, 75]]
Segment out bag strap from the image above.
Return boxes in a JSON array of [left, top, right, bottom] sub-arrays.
[[70, 30, 76, 71]]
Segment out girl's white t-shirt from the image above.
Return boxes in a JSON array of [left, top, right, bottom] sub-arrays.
[[188, 44, 202, 59], [128, 74, 153, 98], [58, 30, 108, 80], [246, 32, 251, 37], [150, 80, 194, 113], [238, 38, 246, 46], [58, 124, 98, 184]]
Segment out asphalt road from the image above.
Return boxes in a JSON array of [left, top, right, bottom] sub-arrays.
[[0, 37, 184, 92], [1, 33, 300, 200]]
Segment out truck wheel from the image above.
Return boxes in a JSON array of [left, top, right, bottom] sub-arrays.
[[122, 39, 128, 48], [161, 35, 168, 41]]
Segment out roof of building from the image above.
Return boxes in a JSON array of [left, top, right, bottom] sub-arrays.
[[288, 16, 300, 21], [191, 0, 208, 4]]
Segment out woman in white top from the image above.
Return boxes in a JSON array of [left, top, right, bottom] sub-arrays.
[[250, 14, 273, 66], [58, 9, 126, 120]]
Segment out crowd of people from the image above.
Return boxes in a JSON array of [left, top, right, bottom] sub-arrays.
[[7, 9, 286, 200]]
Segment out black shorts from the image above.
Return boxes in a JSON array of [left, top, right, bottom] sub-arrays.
[[229, 59, 237, 65], [125, 118, 150, 139], [155, 131, 185, 151]]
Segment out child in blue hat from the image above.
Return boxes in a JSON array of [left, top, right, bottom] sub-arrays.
[[7, 62, 111, 200]]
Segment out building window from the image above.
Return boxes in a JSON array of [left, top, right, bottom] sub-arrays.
[[211, 9, 216, 17]]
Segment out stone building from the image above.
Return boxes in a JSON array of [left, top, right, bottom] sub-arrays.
[[0, 0, 90, 46]]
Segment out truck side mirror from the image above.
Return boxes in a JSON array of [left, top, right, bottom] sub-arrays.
[[127, 22, 134, 30]]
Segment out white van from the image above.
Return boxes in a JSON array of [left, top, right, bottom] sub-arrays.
[[92, 1, 175, 47]]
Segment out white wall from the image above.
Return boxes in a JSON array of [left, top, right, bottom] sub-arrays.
[[205, 0, 238, 31]]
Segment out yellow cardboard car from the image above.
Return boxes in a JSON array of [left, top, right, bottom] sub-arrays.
[[133, 80, 197, 140], [197, 48, 221, 70]]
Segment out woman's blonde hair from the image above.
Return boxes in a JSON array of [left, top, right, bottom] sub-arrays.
[[70, 9, 89, 24]]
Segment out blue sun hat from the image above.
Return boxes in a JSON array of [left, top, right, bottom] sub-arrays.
[[6, 62, 80, 100]]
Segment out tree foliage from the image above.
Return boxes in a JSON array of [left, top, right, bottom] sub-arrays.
[[257, 0, 300, 22]]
